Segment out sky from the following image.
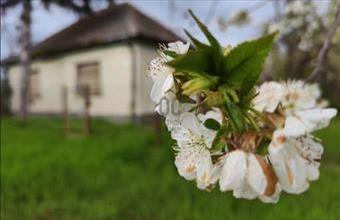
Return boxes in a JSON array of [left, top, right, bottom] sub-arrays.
[[0, 0, 330, 60]]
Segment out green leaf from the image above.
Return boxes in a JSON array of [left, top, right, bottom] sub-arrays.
[[162, 50, 180, 58], [167, 50, 212, 74], [184, 29, 209, 50], [240, 87, 257, 104], [223, 32, 277, 96], [188, 10, 221, 50], [256, 139, 270, 155], [225, 102, 244, 133], [203, 118, 221, 131], [188, 10, 225, 75], [219, 85, 240, 103], [211, 126, 227, 152], [211, 139, 225, 153], [238, 55, 267, 96], [169, 10, 227, 77], [184, 30, 223, 75]]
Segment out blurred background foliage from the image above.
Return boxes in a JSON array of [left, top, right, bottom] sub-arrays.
[[215, 0, 339, 108], [261, 0, 340, 109]]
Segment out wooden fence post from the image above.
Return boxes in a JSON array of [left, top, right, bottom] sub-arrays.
[[154, 113, 161, 145], [62, 86, 70, 134], [82, 86, 91, 135]]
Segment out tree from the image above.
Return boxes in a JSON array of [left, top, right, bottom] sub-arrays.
[[0, 67, 12, 116], [213, 0, 339, 107], [262, 0, 340, 108]]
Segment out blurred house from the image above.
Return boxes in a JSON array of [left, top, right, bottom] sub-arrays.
[[2, 3, 180, 121]]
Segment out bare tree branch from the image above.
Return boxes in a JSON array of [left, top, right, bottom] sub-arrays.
[[41, 0, 93, 15], [306, 5, 340, 83]]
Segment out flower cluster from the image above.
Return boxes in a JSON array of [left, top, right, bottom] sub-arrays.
[[147, 12, 337, 203], [267, 0, 321, 51], [254, 81, 336, 194]]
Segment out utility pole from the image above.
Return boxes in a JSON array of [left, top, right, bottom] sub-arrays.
[[62, 86, 70, 134], [82, 86, 91, 135]]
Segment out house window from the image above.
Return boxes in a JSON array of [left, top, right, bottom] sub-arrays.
[[29, 69, 40, 103], [77, 62, 101, 95]]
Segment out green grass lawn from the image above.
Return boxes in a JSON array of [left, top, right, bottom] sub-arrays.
[[1, 117, 340, 220]]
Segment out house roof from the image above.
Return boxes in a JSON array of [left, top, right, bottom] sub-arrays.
[[2, 3, 182, 65]]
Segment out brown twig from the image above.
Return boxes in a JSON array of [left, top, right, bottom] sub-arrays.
[[306, 5, 340, 83]]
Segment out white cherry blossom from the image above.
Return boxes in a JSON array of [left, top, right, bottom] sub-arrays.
[[253, 81, 284, 113], [253, 80, 322, 114], [197, 107, 223, 125], [281, 80, 320, 112], [172, 110, 224, 189], [149, 41, 189, 104], [149, 57, 175, 103], [167, 41, 190, 55], [175, 143, 213, 189], [197, 108, 223, 147], [173, 113, 215, 189], [268, 130, 323, 194], [255, 80, 337, 138], [283, 108, 337, 137], [219, 150, 281, 203], [172, 112, 221, 149]]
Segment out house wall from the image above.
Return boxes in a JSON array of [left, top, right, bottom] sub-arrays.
[[61, 44, 133, 117], [7, 65, 21, 113], [8, 60, 64, 114], [7, 42, 158, 119], [8, 44, 132, 117]]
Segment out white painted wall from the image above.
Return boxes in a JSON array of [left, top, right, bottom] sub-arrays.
[[8, 42, 157, 118]]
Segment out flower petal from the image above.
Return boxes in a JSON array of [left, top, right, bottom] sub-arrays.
[[295, 108, 337, 132], [174, 147, 197, 180], [168, 41, 190, 54], [196, 149, 214, 190], [150, 81, 163, 103], [179, 112, 203, 136], [294, 136, 323, 181], [295, 136, 323, 162], [247, 154, 278, 197], [268, 131, 309, 194], [233, 182, 257, 200], [208, 155, 226, 185], [258, 183, 281, 204], [283, 115, 307, 137], [306, 163, 320, 181], [284, 108, 337, 137], [198, 108, 223, 125], [253, 82, 284, 113], [220, 150, 247, 192], [281, 80, 320, 111], [161, 75, 174, 96]]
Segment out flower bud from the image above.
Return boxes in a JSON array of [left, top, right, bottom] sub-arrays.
[[223, 45, 233, 56], [182, 75, 218, 96], [204, 91, 224, 107]]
